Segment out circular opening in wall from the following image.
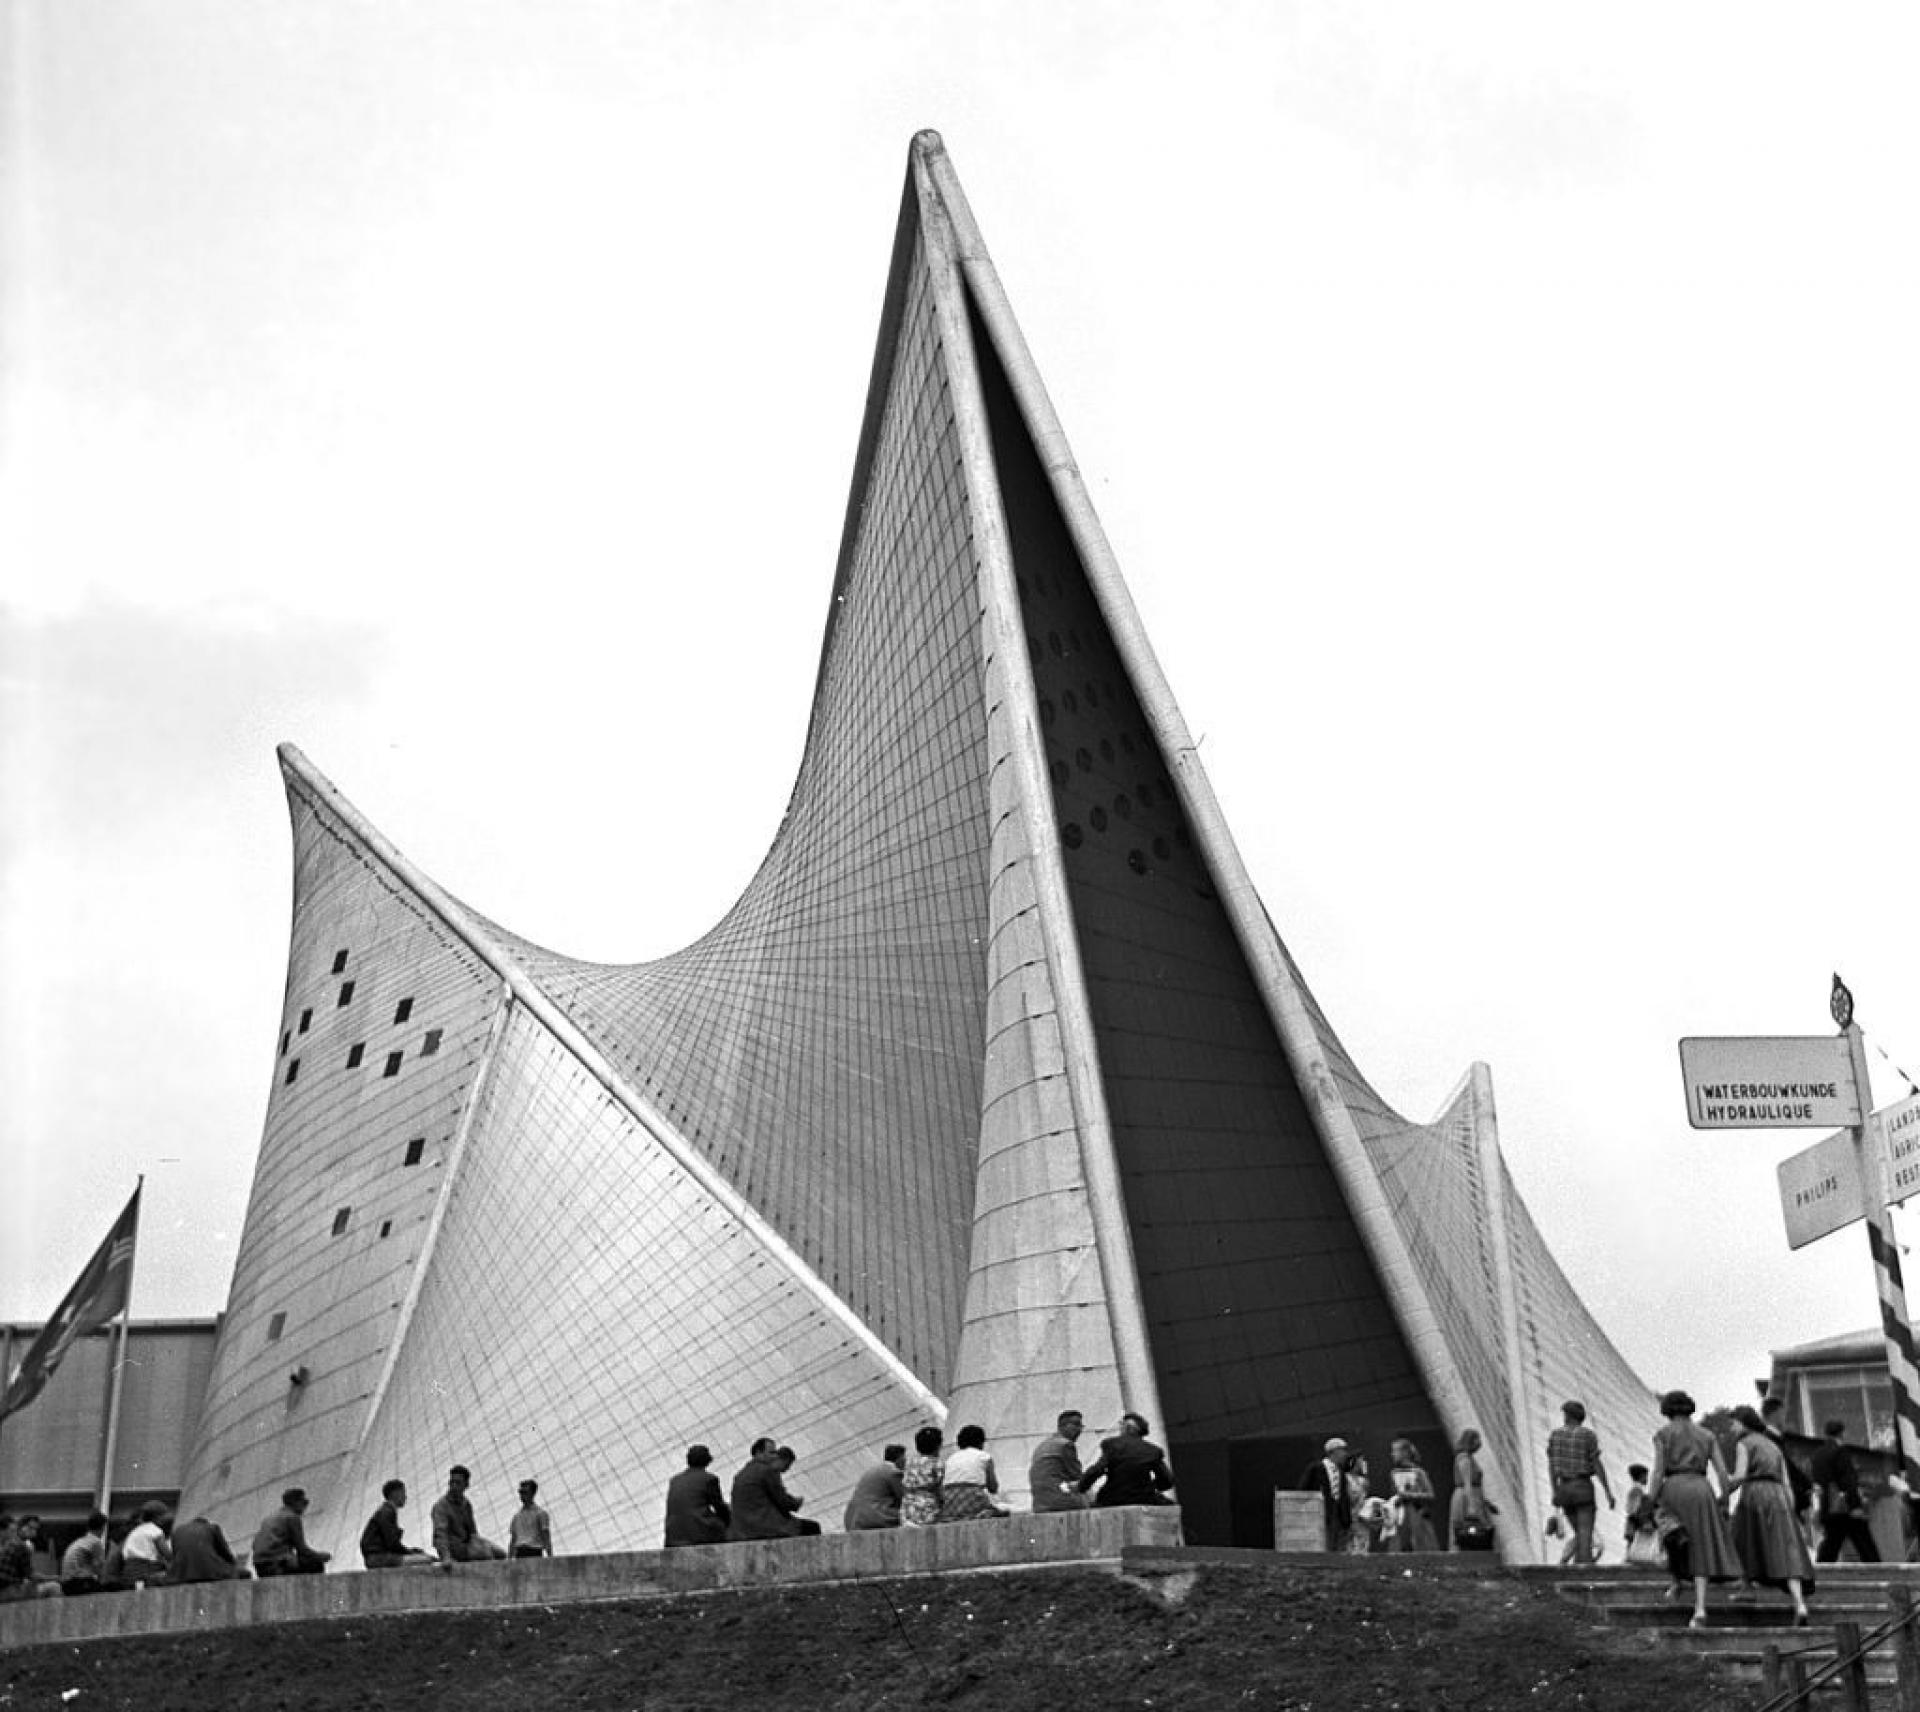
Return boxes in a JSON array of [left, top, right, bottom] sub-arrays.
[[1062, 823, 1084, 848], [1051, 760, 1070, 791], [1075, 747, 1093, 772], [1090, 806, 1108, 832], [1127, 849, 1149, 875]]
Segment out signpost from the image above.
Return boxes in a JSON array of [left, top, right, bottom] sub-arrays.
[[1681, 976, 1920, 1493], [1678, 1035, 1860, 1130], [1777, 1128, 1865, 1251]]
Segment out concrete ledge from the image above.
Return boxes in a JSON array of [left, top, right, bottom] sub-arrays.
[[0, 1507, 1183, 1652]]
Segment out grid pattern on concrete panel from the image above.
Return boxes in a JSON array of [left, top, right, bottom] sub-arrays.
[[177, 777, 505, 1531], [1348, 1087, 1522, 1494], [1502, 1179, 1658, 1468], [943, 641, 1125, 1468], [968, 300, 1434, 1453], [475, 235, 993, 1397], [317, 1004, 937, 1561]]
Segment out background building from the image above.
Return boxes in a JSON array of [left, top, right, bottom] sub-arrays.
[[176, 134, 1652, 1561], [0, 1318, 217, 1561]]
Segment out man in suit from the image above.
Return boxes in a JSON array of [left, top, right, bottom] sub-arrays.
[[1076, 1412, 1175, 1507], [1300, 1437, 1355, 1552], [663, 1444, 731, 1546], [169, 1515, 243, 1583], [1810, 1418, 1881, 1563], [1029, 1410, 1091, 1513], [728, 1437, 811, 1539]]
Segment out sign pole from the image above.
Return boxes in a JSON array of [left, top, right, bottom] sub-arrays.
[[1836, 986, 1920, 1491]]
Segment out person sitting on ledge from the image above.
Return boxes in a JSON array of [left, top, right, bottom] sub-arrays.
[[843, 1445, 906, 1531], [431, 1465, 506, 1563], [170, 1514, 243, 1583], [664, 1444, 731, 1547], [1078, 1412, 1175, 1508], [120, 1501, 174, 1585], [359, 1479, 440, 1569], [252, 1488, 331, 1576], [938, 1424, 1011, 1521], [728, 1437, 817, 1539], [59, 1510, 111, 1596]]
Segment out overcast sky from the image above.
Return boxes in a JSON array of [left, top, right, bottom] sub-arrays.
[[5, 1, 1919, 1444]]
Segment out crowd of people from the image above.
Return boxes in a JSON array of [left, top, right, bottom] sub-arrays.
[[7, 1394, 1893, 1610], [1295, 1386, 1899, 1626], [0, 1412, 1171, 1598], [0, 1467, 556, 1598], [663, 1411, 1174, 1544]]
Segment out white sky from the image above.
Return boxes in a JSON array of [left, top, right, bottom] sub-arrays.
[[4, 1, 1918, 1443]]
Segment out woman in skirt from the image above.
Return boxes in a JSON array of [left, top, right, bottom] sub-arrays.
[[1727, 1404, 1814, 1625], [1647, 1388, 1742, 1628]]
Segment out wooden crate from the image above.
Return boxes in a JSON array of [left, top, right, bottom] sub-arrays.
[[1273, 1490, 1325, 1554]]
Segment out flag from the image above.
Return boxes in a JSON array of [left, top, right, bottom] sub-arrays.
[[1, 1185, 141, 1424]]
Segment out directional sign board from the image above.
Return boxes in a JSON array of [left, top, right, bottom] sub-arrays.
[[1881, 1092, 1920, 1207], [1678, 1035, 1861, 1130], [1778, 1128, 1865, 1250]]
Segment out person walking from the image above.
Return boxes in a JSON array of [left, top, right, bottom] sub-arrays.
[[1726, 1405, 1814, 1625], [1546, 1400, 1616, 1567], [1448, 1429, 1495, 1551], [1647, 1389, 1740, 1628], [1301, 1438, 1355, 1552], [1387, 1439, 1440, 1553], [1809, 1419, 1881, 1563]]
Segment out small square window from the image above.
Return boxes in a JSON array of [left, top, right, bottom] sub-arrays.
[[394, 997, 414, 1025], [347, 1043, 365, 1069], [298, 1008, 312, 1034], [280, 1031, 291, 1057], [331, 1207, 350, 1236], [338, 980, 355, 1007], [331, 950, 349, 974], [383, 1051, 403, 1078], [285, 1059, 300, 1085], [403, 1137, 426, 1166], [379, 1220, 393, 1239], [421, 1029, 443, 1057], [267, 1312, 286, 1341]]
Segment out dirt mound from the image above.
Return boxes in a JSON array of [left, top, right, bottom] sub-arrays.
[[0, 1561, 1744, 1711]]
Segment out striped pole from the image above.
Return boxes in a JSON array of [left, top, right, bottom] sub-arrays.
[[1843, 1000, 1920, 1487]]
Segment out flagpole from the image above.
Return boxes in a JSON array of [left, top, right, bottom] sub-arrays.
[[97, 1176, 143, 1515]]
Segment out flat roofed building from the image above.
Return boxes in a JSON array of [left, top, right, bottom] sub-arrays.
[[0, 1318, 217, 1536]]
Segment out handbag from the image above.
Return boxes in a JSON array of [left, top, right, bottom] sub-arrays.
[[1626, 1530, 1663, 1568], [1453, 1517, 1496, 1551]]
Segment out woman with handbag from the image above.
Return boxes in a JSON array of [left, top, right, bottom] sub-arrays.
[[1389, 1438, 1441, 1553], [1449, 1428, 1497, 1551], [1647, 1389, 1741, 1628]]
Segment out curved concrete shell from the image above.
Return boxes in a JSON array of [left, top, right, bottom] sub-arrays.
[[178, 132, 1652, 1561]]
